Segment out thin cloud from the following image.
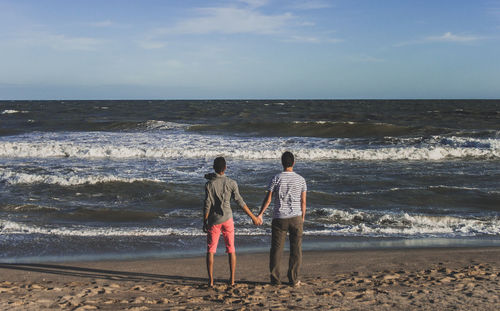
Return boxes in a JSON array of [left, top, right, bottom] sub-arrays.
[[238, 0, 269, 8], [17, 31, 102, 51], [492, 8, 500, 15], [88, 20, 131, 29], [395, 32, 484, 46], [426, 32, 483, 42], [137, 40, 167, 50], [487, 1, 500, 16], [290, 0, 334, 10], [299, 21, 316, 27], [349, 55, 385, 63], [157, 59, 184, 69], [45, 34, 101, 51], [146, 3, 339, 46], [284, 35, 342, 43], [154, 7, 294, 35], [90, 20, 114, 28]]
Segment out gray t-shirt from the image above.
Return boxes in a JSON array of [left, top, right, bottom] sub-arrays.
[[268, 171, 307, 219], [204, 174, 246, 226]]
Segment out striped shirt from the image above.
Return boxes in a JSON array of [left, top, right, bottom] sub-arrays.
[[268, 171, 307, 219]]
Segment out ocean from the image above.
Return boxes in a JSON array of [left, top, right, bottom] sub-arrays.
[[0, 100, 499, 262]]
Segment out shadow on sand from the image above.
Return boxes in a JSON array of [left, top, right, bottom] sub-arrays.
[[0, 263, 267, 287]]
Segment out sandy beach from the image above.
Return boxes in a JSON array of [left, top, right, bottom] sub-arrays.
[[0, 246, 499, 310]]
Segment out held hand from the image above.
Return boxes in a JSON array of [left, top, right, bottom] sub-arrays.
[[203, 220, 209, 233], [257, 214, 264, 226], [252, 216, 262, 226]]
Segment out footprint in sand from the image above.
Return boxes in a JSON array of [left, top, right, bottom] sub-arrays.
[[132, 285, 146, 291]]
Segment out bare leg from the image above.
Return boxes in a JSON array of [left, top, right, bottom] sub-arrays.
[[206, 252, 214, 287], [228, 252, 236, 286]]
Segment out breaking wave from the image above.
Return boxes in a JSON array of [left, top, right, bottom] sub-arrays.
[[102, 120, 189, 131], [309, 208, 500, 237], [0, 132, 498, 161], [1, 110, 29, 115], [1, 209, 499, 238], [0, 220, 205, 237], [0, 168, 159, 186]]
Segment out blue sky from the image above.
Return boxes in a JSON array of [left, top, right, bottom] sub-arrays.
[[0, 0, 499, 99]]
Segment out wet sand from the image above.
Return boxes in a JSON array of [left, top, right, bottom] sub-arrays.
[[1, 247, 499, 310]]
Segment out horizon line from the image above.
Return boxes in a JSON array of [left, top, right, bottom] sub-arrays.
[[2, 98, 500, 101]]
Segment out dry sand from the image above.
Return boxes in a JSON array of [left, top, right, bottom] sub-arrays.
[[0, 247, 499, 310]]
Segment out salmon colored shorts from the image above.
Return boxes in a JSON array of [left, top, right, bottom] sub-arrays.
[[207, 218, 235, 254]]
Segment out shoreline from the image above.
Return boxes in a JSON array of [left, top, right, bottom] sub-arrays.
[[1, 246, 499, 310], [2, 236, 500, 264]]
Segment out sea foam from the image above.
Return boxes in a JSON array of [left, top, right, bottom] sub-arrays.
[[1, 110, 28, 114], [312, 208, 500, 237], [0, 168, 159, 186], [0, 220, 205, 237], [1, 210, 498, 238], [0, 132, 498, 161]]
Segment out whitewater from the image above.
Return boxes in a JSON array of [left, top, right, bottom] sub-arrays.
[[1, 100, 499, 261], [0, 130, 498, 161]]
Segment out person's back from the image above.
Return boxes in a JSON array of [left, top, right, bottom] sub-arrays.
[[257, 151, 307, 286], [203, 157, 259, 287], [269, 171, 306, 219], [205, 174, 245, 226]]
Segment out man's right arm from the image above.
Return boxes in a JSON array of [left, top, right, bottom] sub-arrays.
[[257, 190, 272, 223], [258, 176, 276, 223]]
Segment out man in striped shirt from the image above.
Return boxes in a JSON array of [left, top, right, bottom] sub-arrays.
[[257, 151, 307, 286]]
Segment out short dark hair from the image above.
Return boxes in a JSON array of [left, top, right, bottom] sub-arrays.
[[213, 157, 226, 173], [281, 151, 294, 168]]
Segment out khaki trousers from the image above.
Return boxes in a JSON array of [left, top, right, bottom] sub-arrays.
[[269, 216, 303, 285]]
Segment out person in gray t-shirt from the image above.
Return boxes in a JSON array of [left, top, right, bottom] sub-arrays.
[[257, 151, 307, 286], [203, 157, 260, 287]]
